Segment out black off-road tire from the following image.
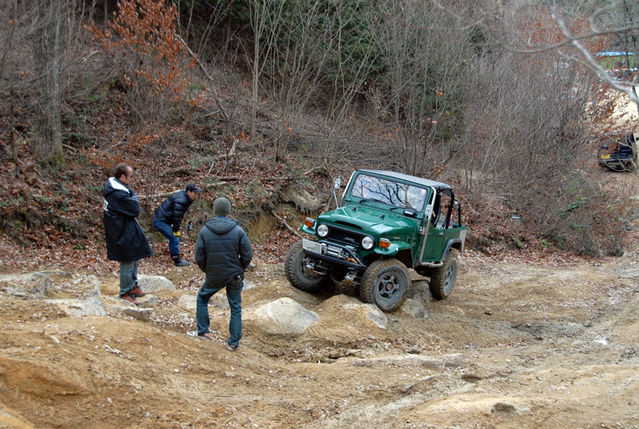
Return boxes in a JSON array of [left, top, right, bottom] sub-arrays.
[[359, 259, 410, 311], [429, 249, 459, 300], [285, 241, 324, 293]]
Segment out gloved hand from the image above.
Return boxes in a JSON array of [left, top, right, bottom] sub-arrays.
[[173, 231, 181, 237]]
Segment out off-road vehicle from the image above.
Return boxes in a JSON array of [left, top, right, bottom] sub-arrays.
[[285, 169, 467, 311], [598, 133, 637, 172]]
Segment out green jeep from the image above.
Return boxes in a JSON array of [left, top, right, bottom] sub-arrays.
[[285, 169, 467, 311]]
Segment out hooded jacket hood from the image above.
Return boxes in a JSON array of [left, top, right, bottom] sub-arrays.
[[102, 177, 130, 198], [204, 217, 238, 235]]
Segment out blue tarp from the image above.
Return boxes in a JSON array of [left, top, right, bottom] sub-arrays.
[[596, 51, 635, 57]]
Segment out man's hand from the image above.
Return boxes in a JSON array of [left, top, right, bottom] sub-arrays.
[[173, 231, 181, 237]]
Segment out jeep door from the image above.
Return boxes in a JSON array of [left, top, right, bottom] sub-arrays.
[[420, 189, 457, 263]]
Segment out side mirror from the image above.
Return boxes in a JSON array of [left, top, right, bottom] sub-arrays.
[[333, 177, 342, 208]]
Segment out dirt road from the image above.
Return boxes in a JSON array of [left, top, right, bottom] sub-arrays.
[[1, 249, 638, 428]]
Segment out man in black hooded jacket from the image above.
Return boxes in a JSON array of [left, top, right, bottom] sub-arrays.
[[153, 184, 201, 266], [192, 197, 252, 350], [102, 162, 154, 305]]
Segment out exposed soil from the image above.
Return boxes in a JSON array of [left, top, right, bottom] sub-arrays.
[[1, 245, 639, 428]]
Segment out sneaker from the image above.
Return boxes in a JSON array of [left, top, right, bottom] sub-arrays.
[[121, 293, 139, 305], [130, 285, 146, 297], [187, 330, 211, 339], [227, 344, 238, 351], [174, 259, 191, 267]]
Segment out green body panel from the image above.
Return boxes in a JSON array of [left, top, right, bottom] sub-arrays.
[[300, 169, 467, 270], [421, 224, 466, 262]]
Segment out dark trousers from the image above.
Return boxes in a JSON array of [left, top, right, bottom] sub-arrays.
[[196, 279, 243, 347]]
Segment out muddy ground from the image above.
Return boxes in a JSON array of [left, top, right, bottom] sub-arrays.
[[1, 245, 638, 429]]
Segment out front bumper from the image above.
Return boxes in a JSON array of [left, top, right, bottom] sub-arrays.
[[302, 238, 366, 270]]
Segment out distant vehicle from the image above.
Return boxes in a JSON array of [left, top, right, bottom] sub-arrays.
[[598, 133, 638, 172], [285, 169, 467, 311]]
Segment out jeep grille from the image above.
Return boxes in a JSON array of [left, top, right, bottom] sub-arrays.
[[325, 224, 366, 248]]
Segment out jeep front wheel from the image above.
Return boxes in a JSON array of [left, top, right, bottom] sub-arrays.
[[359, 259, 409, 311], [429, 249, 458, 300], [285, 241, 324, 293]]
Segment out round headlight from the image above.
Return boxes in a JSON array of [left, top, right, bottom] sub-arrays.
[[317, 224, 329, 237], [361, 236, 374, 250]]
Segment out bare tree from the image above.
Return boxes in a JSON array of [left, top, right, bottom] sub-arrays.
[[247, 0, 286, 141], [368, 0, 471, 178], [32, 0, 68, 163]]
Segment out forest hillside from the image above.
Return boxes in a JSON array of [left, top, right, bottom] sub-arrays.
[[1, 0, 638, 272]]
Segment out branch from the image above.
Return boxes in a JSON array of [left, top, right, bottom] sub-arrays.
[[270, 210, 302, 238], [551, 5, 639, 105], [174, 33, 228, 121]]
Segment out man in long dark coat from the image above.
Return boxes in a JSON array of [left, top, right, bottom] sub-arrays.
[[102, 162, 154, 305]]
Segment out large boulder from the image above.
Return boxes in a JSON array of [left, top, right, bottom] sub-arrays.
[[246, 298, 319, 336], [0, 272, 52, 298], [137, 275, 175, 294], [45, 296, 107, 317]]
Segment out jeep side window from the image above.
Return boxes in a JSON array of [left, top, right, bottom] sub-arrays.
[[435, 190, 454, 229], [431, 194, 440, 226]]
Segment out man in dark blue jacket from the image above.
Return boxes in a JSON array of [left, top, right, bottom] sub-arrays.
[[192, 197, 253, 350], [153, 184, 201, 266], [102, 163, 154, 305]]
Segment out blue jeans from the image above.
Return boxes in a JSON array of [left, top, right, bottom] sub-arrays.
[[120, 260, 138, 297], [153, 218, 180, 256], [196, 279, 243, 347]]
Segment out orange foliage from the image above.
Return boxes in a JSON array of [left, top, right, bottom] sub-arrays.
[[87, 0, 204, 158]]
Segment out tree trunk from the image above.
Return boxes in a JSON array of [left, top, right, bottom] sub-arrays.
[[33, 0, 65, 164]]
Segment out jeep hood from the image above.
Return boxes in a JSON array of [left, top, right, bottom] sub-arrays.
[[317, 205, 418, 235]]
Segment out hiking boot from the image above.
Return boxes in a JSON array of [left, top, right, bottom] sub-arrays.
[[130, 285, 146, 297], [172, 255, 191, 267], [173, 258, 191, 267], [121, 292, 139, 305]]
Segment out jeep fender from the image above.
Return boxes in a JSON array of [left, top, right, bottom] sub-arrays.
[[442, 238, 464, 260], [373, 241, 415, 268], [373, 240, 411, 257]]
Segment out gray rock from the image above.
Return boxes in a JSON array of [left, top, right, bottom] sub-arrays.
[[178, 294, 197, 311], [45, 296, 107, 317], [0, 272, 52, 297], [82, 275, 102, 297], [248, 298, 319, 335], [137, 295, 159, 308], [401, 298, 427, 318], [492, 402, 520, 414], [344, 303, 388, 330], [407, 280, 433, 302], [104, 296, 154, 321], [137, 275, 175, 293], [120, 307, 153, 321]]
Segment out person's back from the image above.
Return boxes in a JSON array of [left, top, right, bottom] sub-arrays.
[[192, 197, 252, 349], [196, 216, 251, 285]]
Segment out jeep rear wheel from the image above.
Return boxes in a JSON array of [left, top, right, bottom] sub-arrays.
[[285, 241, 324, 293], [429, 249, 458, 300], [359, 259, 409, 311]]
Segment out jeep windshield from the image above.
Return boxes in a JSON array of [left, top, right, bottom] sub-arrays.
[[348, 173, 428, 212]]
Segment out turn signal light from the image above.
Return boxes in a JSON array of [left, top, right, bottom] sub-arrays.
[[379, 238, 391, 248], [304, 217, 316, 228]]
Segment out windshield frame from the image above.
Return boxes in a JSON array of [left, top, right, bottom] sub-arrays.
[[345, 172, 430, 214]]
